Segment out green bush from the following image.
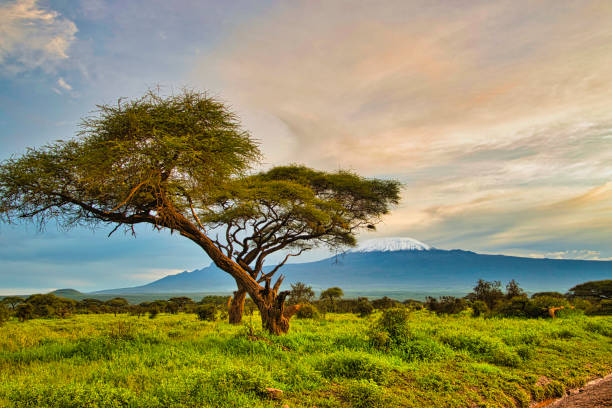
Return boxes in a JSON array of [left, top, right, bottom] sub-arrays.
[[356, 299, 374, 317], [342, 379, 385, 408], [148, 306, 160, 319], [209, 367, 270, 397], [440, 332, 521, 367], [195, 304, 217, 321], [16, 303, 33, 321], [0, 304, 9, 325], [318, 352, 390, 383], [296, 303, 318, 319], [375, 308, 410, 345], [471, 300, 488, 317], [399, 338, 453, 362]]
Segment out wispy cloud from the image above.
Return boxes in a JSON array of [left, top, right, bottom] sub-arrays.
[[192, 0, 612, 257], [57, 77, 72, 91], [0, 0, 77, 74]]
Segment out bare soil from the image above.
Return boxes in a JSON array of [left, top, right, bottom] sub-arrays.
[[542, 374, 612, 408]]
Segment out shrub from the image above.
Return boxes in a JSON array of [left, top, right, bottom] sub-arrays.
[[209, 367, 270, 397], [426, 296, 467, 314], [318, 352, 390, 383], [148, 306, 160, 319], [399, 338, 453, 362], [195, 304, 217, 321], [376, 308, 410, 342], [296, 303, 318, 319], [16, 303, 33, 321], [342, 379, 385, 408], [0, 304, 9, 325], [368, 330, 390, 350], [356, 299, 374, 317], [372, 296, 400, 310], [440, 332, 521, 367], [471, 300, 488, 317], [495, 296, 529, 317]]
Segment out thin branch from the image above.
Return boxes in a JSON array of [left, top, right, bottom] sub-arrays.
[[105, 180, 148, 213]]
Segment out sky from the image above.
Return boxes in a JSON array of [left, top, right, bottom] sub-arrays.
[[1, 0, 611, 294]]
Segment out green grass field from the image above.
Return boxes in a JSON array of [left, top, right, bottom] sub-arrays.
[[1, 311, 611, 408]]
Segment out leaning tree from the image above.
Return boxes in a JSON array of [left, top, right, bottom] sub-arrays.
[[0, 90, 400, 334]]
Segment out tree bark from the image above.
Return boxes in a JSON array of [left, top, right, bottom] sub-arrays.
[[228, 287, 247, 324], [258, 290, 292, 335]]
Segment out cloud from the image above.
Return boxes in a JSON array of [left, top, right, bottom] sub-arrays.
[[0, 0, 77, 74], [526, 250, 612, 261], [191, 0, 612, 258], [57, 77, 72, 91]]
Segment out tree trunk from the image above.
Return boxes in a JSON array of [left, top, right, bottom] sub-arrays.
[[228, 287, 247, 324]]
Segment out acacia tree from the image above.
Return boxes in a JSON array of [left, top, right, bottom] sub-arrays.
[[203, 166, 400, 325], [0, 90, 400, 335]]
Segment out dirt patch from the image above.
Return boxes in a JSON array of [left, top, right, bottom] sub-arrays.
[[541, 374, 612, 408]]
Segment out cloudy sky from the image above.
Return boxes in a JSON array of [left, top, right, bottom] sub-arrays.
[[1, 0, 611, 293]]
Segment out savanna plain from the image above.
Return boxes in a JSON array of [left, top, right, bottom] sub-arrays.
[[1, 310, 611, 408]]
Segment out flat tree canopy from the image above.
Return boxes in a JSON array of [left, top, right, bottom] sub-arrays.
[[0, 89, 401, 334]]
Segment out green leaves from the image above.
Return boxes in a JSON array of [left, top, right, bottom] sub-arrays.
[[0, 89, 260, 229]]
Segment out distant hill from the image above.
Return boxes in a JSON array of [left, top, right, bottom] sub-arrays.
[[93, 237, 612, 296], [50, 289, 84, 298]]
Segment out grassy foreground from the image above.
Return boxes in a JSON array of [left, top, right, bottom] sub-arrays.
[[0, 311, 611, 408]]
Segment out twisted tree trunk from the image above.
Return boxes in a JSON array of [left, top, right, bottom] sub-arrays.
[[228, 287, 247, 324]]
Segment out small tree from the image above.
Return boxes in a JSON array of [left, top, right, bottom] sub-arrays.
[[320, 287, 344, 312], [505, 279, 526, 299], [1, 296, 24, 310], [16, 303, 33, 322], [467, 279, 504, 310], [105, 297, 129, 316], [356, 297, 374, 317], [196, 304, 217, 321], [567, 280, 612, 301], [0, 90, 400, 335], [287, 282, 315, 305]]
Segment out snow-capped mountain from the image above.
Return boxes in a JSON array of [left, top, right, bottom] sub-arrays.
[[351, 237, 431, 252], [94, 236, 612, 295]]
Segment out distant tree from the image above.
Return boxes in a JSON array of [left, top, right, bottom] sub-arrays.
[[105, 297, 129, 316], [372, 296, 400, 310], [356, 297, 374, 317], [1, 296, 24, 310], [470, 300, 488, 317], [25, 294, 75, 318], [467, 279, 504, 310], [531, 292, 565, 299], [195, 304, 217, 321], [168, 297, 195, 313], [0, 90, 400, 335], [425, 296, 467, 314], [0, 304, 9, 325], [320, 287, 344, 312], [287, 282, 315, 305], [148, 306, 160, 319], [505, 279, 526, 299], [567, 280, 612, 301], [15, 303, 33, 322]]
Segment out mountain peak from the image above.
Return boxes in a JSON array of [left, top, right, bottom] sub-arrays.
[[351, 237, 432, 252]]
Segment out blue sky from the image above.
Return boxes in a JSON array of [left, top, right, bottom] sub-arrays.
[[1, 0, 611, 294]]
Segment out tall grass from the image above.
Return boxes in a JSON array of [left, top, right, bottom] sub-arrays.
[[0, 311, 610, 407]]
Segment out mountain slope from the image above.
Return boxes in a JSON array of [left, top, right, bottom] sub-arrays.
[[94, 238, 611, 295]]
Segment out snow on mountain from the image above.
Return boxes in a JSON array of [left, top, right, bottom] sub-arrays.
[[351, 237, 432, 252]]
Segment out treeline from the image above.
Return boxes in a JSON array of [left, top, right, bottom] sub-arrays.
[[0, 294, 246, 323], [1, 279, 609, 324], [287, 279, 612, 319]]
